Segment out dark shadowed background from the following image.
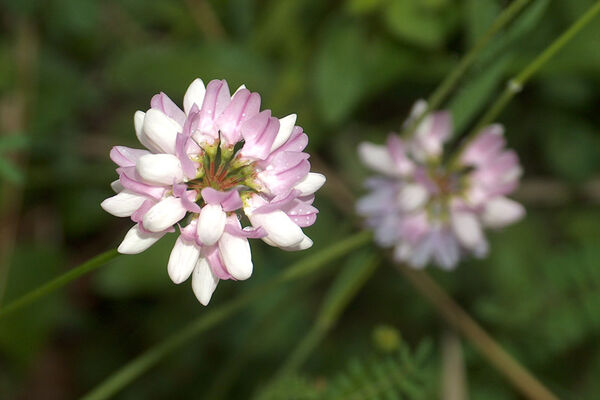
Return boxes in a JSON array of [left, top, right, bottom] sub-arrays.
[[1, 0, 599, 399]]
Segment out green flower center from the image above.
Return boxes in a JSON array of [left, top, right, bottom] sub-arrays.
[[185, 139, 260, 199]]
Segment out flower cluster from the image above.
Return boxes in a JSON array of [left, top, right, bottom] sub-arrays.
[[102, 79, 325, 304], [357, 101, 524, 269]]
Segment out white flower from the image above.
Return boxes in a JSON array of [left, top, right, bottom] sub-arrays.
[[102, 78, 325, 305]]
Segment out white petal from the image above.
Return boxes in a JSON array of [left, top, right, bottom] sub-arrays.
[[408, 99, 428, 121], [134, 111, 158, 153], [234, 84, 246, 95], [293, 172, 326, 196], [134, 110, 145, 137], [393, 242, 412, 262], [503, 166, 523, 184], [197, 204, 226, 246], [101, 190, 146, 217], [281, 234, 313, 251], [142, 196, 187, 232], [249, 210, 304, 248], [451, 211, 484, 250], [142, 109, 181, 154], [167, 237, 201, 284], [183, 78, 206, 115], [136, 154, 184, 186], [118, 224, 164, 254], [270, 114, 297, 152], [397, 183, 428, 212], [218, 231, 253, 280], [358, 142, 396, 175], [482, 197, 525, 228], [192, 257, 219, 305], [111, 179, 124, 193]]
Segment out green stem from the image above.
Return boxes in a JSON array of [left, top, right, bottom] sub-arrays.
[[205, 278, 314, 400], [403, 0, 532, 137], [465, 0, 600, 142], [80, 231, 372, 400], [396, 263, 559, 400], [0, 249, 119, 319], [277, 252, 380, 376]]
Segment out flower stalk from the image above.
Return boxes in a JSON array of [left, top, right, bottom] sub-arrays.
[[403, 0, 533, 137], [465, 0, 600, 144], [0, 249, 119, 320], [81, 231, 372, 400], [277, 252, 380, 377], [396, 263, 559, 400]]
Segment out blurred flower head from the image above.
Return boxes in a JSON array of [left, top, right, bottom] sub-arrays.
[[102, 78, 325, 305], [357, 101, 524, 270]]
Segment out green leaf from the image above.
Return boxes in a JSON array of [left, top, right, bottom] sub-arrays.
[[478, 0, 551, 65], [448, 55, 510, 134], [314, 22, 369, 126], [383, 0, 453, 48], [314, 21, 413, 126], [463, 0, 501, 47]]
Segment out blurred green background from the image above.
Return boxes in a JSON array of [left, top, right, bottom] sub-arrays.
[[1, 0, 599, 398]]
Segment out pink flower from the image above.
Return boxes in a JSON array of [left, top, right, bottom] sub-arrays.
[[356, 101, 524, 270], [102, 79, 325, 305]]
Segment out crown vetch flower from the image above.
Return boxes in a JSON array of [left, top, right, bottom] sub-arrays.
[[356, 101, 524, 270], [102, 79, 325, 305]]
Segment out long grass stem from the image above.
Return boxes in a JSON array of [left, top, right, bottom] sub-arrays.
[[462, 0, 600, 145], [404, 0, 533, 137], [277, 253, 380, 376], [0, 249, 120, 320], [81, 231, 372, 400], [396, 264, 559, 400]]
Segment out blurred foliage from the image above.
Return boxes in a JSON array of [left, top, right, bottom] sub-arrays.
[[254, 334, 434, 400], [0, 0, 599, 399]]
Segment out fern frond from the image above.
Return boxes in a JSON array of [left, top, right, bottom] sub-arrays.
[[254, 339, 433, 400]]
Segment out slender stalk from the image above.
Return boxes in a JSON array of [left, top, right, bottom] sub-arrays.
[[278, 253, 380, 376], [205, 277, 316, 400], [81, 231, 372, 400], [404, 0, 532, 137], [441, 330, 468, 400], [466, 0, 600, 140], [396, 264, 559, 400], [0, 249, 120, 319]]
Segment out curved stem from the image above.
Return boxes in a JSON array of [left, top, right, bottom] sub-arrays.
[[0, 249, 120, 319], [396, 263, 559, 400], [461, 0, 600, 147], [403, 0, 532, 137], [81, 231, 372, 400], [205, 280, 312, 400], [278, 253, 380, 376]]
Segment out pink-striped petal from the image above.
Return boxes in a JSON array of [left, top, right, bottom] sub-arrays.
[[151, 92, 186, 127]]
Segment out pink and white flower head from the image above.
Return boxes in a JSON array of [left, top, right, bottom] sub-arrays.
[[102, 78, 325, 305], [356, 100, 524, 270]]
